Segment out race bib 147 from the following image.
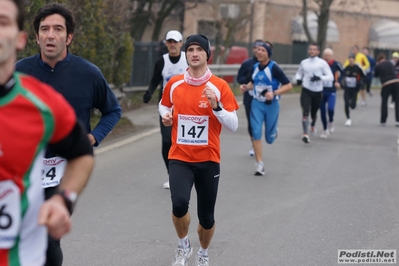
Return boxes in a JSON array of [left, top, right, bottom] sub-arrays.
[[177, 115, 209, 145]]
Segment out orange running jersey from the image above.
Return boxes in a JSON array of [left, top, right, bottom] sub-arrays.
[[161, 74, 239, 163]]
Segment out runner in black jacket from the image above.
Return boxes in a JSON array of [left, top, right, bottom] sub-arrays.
[[374, 53, 399, 126], [341, 54, 365, 127], [142, 30, 188, 189]]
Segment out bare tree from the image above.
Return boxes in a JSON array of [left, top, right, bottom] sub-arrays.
[[197, 2, 252, 64], [130, 0, 201, 41], [302, 0, 373, 51]]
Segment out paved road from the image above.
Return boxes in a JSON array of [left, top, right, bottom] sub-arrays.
[[63, 91, 399, 266]]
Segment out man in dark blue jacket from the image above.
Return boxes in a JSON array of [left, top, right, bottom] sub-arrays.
[[16, 3, 121, 266], [236, 40, 263, 156], [362, 47, 376, 97]]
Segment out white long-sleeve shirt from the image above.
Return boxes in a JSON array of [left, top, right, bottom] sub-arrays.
[[295, 56, 334, 92]]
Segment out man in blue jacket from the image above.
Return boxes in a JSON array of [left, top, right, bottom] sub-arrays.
[[362, 47, 376, 97], [16, 3, 121, 266], [240, 42, 292, 175], [236, 40, 263, 156]]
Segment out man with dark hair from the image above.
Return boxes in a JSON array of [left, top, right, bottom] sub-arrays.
[[341, 53, 366, 126], [0, 0, 94, 265], [236, 39, 263, 156], [159, 34, 239, 266], [295, 43, 334, 143], [343, 45, 370, 106], [374, 53, 399, 127], [143, 30, 187, 189], [362, 47, 376, 97], [239, 42, 292, 175], [16, 3, 121, 266]]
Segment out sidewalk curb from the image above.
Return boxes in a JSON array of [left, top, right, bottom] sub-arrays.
[[95, 128, 159, 155]]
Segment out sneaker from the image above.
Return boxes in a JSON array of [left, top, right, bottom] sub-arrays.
[[328, 122, 334, 133], [172, 245, 193, 266], [163, 181, 170, 189], [389, 103, 395, 109], [360, 101, 366, 107], [195, 255, 209, 266], [396, 122, 399, 127], [345, 119, 352, 127], [368, 92, 373, 97], [249, 146, 254, 157], [254, 162, 265, 176], [310, 127, 317, 136], [302, 134, 310, 144], [320, 130, 329, 139]]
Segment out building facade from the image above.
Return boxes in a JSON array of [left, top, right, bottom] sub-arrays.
[[179, 0, 399, 63]]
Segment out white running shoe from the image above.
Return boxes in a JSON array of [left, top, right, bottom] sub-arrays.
[[310, 127, 317, 136], [163, 181, 170, 189], [345, 119, 352, 127], [328, 122, 334, 133], [389, 102, 395, 109], [360, 101, 366, 107], [302, 134, 310, 144], [320, 130, 329, 139], [172, 245, 193, 266], [254, 162, 265, 176], [249, 146, 254, 157], [195, 255, 209, 266]]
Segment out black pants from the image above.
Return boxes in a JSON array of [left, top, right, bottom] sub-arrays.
[[159, 115, 172, 173], [381, 83, 399, 123], [344, 87, 359, 119], [44, 186, 63, 266], [362, 77, 372, 93], [169, 160, 220, 230], [244, 100, 253, 138], [300, 87, 323, 127]]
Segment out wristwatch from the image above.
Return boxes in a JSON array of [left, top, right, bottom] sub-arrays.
[[212, 102, 223, 111], [56, 190, 78, 214]]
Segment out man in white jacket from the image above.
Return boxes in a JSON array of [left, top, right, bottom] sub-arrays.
[[295, 43, 334, 143]]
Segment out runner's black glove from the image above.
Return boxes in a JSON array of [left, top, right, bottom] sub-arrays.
[[143, 91, 152, 103], [310, 75, 321, 82]]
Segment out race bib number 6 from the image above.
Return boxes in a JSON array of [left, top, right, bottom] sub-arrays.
[[177, 115, 209, 145], [0, 181, 20, 249]]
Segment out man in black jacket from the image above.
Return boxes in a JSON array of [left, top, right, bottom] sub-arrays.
[[375, 53, 399, 127], [236, 40, 263, 156], [142, 30, 188, 189]]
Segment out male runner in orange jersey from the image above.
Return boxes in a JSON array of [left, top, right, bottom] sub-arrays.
[[159, 34, 239, 266]]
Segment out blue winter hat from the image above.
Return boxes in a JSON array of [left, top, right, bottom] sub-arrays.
[[259, 42, 272, 57], [253, 39, 264, 47], [185, 34, 211, 61]]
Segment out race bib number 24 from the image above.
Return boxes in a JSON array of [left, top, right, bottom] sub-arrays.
[[177, 115, 209, 145], [41, 157, 66, 188]]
